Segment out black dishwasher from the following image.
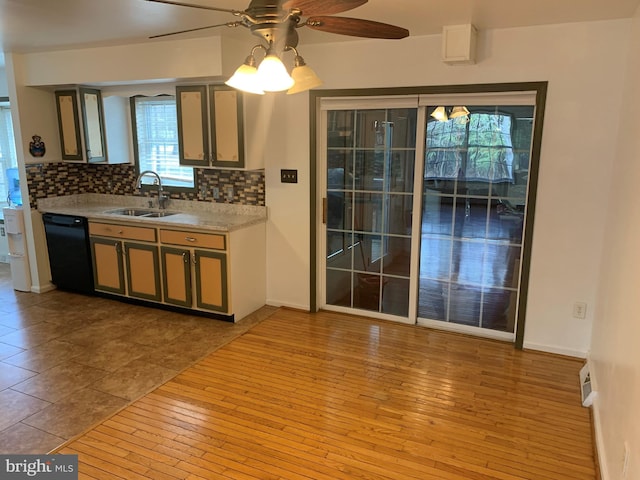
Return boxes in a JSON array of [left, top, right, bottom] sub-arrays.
[[42, 213, 95, 294]]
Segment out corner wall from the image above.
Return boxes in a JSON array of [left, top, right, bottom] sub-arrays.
[[589, 7, 640, 480]]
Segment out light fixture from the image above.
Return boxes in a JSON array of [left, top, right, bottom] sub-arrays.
[[256, 47, 295, 92], [287, 48, 323, 95], [226, 43, 321, 95], [431, 106, 448, 122], [225, 46, 265, 95], [449, 106, 470, 119], [430, 106, 471, 122]]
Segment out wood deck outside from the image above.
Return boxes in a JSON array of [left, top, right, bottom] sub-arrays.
[[56, 308, 597, 479]]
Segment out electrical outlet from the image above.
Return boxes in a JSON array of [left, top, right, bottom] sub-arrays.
[[573, 302, 587, 319], [226, 186, 234, 202], [212, 187, 219, 199]]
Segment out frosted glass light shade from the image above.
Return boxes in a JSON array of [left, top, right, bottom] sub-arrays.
[[287, 64, 323, 94], [225, 64, 265, 95], [449, 106, 470, 118], [256, 55, 294, 92], [431, 106, 448, 122]]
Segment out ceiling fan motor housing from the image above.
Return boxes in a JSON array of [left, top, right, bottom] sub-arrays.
[[245, 0, 300, 48]]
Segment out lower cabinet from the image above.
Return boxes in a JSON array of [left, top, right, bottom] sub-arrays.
[[159, 229, 228, 314], [91, 237, 125, 294], [89, 222, 161, 301], [125, 242, 161, 301], [161, 247, 228, 313], [89, 221, 233, 317]]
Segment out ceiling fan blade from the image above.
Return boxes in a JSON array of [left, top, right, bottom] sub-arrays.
[[145, 0, 240, 14], [282, 0, 367, 16], [149, 22, 240, 39], [306, 16, 409, 39]]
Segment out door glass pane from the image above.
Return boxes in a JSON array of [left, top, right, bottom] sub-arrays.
[[326, 269, 352, 307], [353, 193, 383, 233], [418, 105, 534, 334], [325, 108, 417, 318], [382, 277, 410, 317]]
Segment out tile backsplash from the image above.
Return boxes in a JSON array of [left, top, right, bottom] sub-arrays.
[[25, 162, 265, 209]]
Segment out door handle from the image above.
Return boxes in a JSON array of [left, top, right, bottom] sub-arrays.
[[322, 197, 327, 224]]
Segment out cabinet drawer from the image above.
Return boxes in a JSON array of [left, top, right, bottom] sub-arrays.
[[89, 222, 157, 242], [160, 229, 226, 250]]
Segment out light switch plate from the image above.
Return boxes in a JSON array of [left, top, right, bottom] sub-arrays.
[[281, 169, 298, 183]]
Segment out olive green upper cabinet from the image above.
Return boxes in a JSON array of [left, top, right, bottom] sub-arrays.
[[176, 85, 261, 170], [55, 88, 108, 163]]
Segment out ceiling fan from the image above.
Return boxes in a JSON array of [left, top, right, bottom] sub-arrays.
[[145, 0, 410, 94]]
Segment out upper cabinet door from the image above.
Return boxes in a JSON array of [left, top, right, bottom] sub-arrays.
[[79, 88, 108, 163], [176, 84, 259, 170], [55, 88, 108, 163], [55, 90, 83, 161], [176, 85, 209, 167], [210, 85, 245, 168]]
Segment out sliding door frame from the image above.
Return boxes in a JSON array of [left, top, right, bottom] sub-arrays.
[[310, 82, 547, 349]]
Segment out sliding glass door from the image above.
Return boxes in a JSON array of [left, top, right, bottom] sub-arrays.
[[323, 105, 418, 319], [318, 89, 541, 341], [418, 104, 534, 338]]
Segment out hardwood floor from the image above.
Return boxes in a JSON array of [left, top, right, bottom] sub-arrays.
[[56, 308, 597, 480]]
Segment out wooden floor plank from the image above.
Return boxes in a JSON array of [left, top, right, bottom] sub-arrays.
[[55, 309, 596, 479]]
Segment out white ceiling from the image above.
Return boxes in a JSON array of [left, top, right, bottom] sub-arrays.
[[1, 0, 639, 65]]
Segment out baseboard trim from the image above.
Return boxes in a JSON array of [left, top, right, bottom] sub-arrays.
[[266, 300, 310, 311], [31, 283, 56, 294], [588, 362, 608, 480], [522, 341, 588, 359]]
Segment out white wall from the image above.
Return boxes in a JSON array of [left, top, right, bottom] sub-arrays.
[[264, 92, 311, 310], [590, 7, 640, 480], [19, 37, 225, 86], [266, 19, 629, 357]]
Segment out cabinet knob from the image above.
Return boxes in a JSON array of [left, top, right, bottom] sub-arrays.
[[185, 236, 197, 243], [182, 252, 189, 263]]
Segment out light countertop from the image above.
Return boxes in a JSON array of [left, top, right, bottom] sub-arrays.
[[38, 194, 267, 232]]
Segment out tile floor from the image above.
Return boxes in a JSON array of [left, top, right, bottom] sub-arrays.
[[0, 262, 276, 454]]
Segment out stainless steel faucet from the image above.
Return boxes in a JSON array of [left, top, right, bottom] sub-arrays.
[[135, 170, 168, 209]]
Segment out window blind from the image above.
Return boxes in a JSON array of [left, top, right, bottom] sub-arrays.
[[133, 96, 194, 189]]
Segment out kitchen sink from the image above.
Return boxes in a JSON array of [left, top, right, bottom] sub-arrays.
[[143, 211, 177, 217], [105, 208, 179, 218], [106, 208, 152, 216]]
